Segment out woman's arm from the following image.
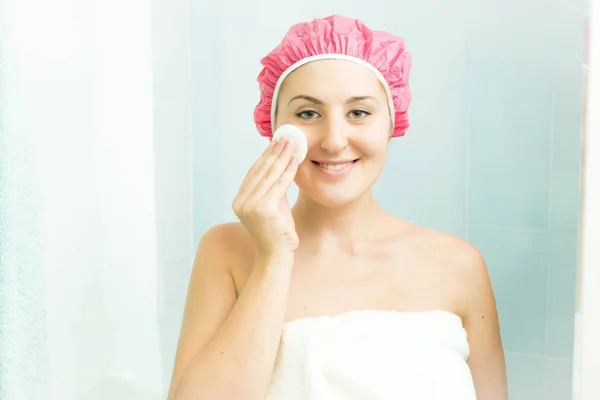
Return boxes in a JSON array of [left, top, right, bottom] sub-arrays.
[[167, 224, 295, 400], [462, 247, 508, 399]]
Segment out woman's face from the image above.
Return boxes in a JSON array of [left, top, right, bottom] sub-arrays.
[[275, 59, 392, 207]]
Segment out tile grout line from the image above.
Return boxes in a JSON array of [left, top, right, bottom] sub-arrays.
[[464, 15, 471, 242], [468, 225, 579, 233], [543, 38, 559, 398], [545, 44, 559, 366], [505, 350, 572, 363]]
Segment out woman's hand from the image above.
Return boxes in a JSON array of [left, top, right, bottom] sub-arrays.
[[232, 138, 299, 258]]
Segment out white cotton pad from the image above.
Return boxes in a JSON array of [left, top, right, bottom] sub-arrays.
[[272, 124, 308, 164]]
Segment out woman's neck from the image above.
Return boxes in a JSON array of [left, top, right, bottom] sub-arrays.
[[292, 191, 388, 249]]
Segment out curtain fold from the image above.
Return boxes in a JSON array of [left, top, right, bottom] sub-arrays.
[[0, 43, 50, 399]]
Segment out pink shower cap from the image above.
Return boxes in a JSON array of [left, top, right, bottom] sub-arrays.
[[254, 14, 412, 138]]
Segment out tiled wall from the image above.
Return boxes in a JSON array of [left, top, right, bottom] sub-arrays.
[[471, 3, 583, 399]]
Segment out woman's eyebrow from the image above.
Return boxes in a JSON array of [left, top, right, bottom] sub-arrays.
[[288, 95, 323, 105], [287, 95, 379, 105], [345, 95, 379, 105]]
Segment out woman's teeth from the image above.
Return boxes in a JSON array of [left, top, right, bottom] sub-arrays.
[[317, 161, 354, 170]]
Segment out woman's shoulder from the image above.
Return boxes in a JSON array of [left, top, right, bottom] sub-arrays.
[[200, 222, 255, 254], [405, 224, 491, 315], [198, 222, 257, 271], [201, 221, 249, 242], [402, 223, 485, 270]]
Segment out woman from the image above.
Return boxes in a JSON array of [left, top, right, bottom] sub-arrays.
[[168, 15, 508, 400]]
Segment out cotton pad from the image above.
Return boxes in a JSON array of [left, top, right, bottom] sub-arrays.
[[272, 124, 308, 164]]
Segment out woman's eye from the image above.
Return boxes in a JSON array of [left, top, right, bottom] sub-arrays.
[[297, 110, 320, 119], [349, 109, 370, 119]]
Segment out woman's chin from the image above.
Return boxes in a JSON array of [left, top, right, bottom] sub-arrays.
[[303, 188, 364, 208]]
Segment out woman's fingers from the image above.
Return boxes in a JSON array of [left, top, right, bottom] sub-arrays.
[[233, 138, 297, 213], [235, 139, 283, 202], [264, 156, 298, 201], [246, 139, 296, 201]]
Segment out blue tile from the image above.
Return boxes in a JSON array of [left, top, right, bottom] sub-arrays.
[[466, 77, 552, 228], [549, 133, 582, 232], [467, 115, 551, 229], [550, 9, 584, 231], [465, 0, 557, 230], [505, 352, 546, 400], [551, 10, 585, 97], [549, 0, 587, 19], [546, 231, 579, 359], [379, 0, 467, 54], [468, 228, 547, 354], [466, 45, 552, 229], [545, 358, 574, 400]]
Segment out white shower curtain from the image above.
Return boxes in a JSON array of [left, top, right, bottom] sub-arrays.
[[0, 50, 50, 399], [0, 0, 177, 398]]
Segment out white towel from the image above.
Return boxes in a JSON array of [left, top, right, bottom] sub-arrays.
[[267, 310, 476, 400]]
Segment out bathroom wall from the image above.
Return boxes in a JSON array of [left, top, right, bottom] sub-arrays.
[[460, 2, 584, 399], [188, 0, 585, 398]]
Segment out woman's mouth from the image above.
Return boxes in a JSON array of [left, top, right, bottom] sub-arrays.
[[311, 159, 359, 176]]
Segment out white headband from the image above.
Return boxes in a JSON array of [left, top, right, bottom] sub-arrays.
[[270, 53, 395, 130]]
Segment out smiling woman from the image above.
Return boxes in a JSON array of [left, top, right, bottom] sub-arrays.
[[275, 59, 392, 205], [168, 14, 507, 400]]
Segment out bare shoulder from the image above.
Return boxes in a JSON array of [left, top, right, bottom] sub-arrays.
[[201, 222, 251, 248], [198, 222, 257, 288], [405, 225, 491, 317], [199, 222, 256, 266], [408, 225, 486, 274]]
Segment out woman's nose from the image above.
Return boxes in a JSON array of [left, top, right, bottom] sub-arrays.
[[319, 116, 348, 154]]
